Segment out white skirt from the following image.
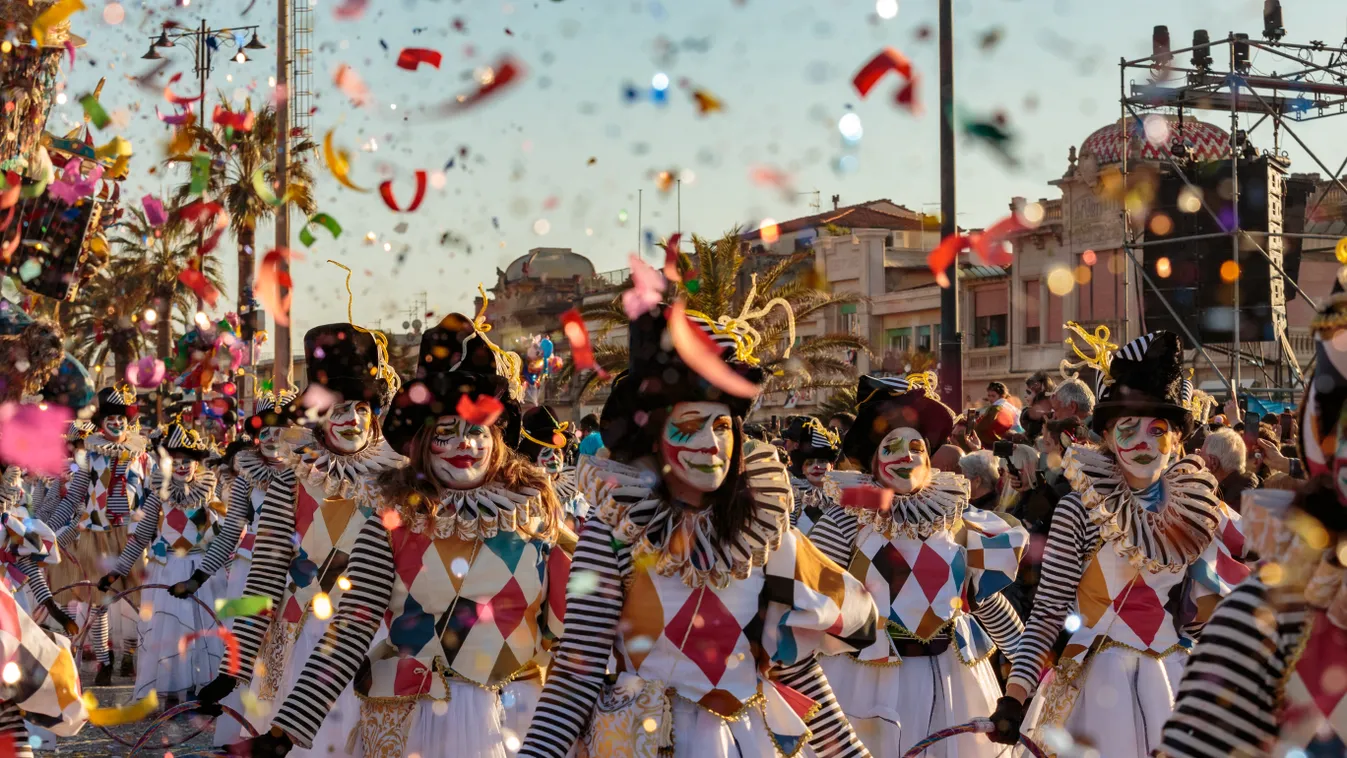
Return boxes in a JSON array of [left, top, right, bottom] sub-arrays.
[[1021, 647, 1185, 758], [663, 696, 802, 758], [821, 650, 1007, 758], [212, 555, 256, 746], [132, 553, 227, 700], [373, 679, 542, 758]]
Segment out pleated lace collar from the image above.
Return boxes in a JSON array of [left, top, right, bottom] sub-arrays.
[[834, 469, 969, 539]]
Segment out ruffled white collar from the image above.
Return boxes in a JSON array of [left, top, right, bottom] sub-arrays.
[[234, 449, 288, 488], [832, 469, 969, 539], [792, 476, 840, 514], [380, 481, 554, 543], [592, 442, 793, 589], [290, 435, 406, 499], [86, 432, 146, 459], [1064, 445, 1221, 572], [0, 468, 24, 511], [162, 470, 218, 510], [553, 467, 578, 504]]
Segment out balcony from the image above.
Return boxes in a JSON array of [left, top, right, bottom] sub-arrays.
[[963, 345, 1010, 379], [581, 268, 631, 295]]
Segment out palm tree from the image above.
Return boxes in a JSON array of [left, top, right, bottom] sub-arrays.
[[566, 230, 871, 399], [815, 385, 858, 421], [171, 99, 317, 343]]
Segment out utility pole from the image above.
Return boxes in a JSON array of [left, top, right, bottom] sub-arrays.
[[937, 0, 962, 410], [272, 0, 293, 392]]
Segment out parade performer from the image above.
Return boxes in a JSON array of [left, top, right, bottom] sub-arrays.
[[788, 417, 842, 535], [986, 329, 1250, 754], [194, 322, 404, 757], [519, 304, 881, 758], [99, 417, 225, 704], [972, 382, 1020, 446], [48, 383, 150, 685], [807, 373, 1027, 758], [33, 421, 93, 523], [1154, 276, 1347, 758], [170, 392, 299, 744], [0, 466, 76, 632], [517, 405, 590, 527], [236, 311, 573, 758]]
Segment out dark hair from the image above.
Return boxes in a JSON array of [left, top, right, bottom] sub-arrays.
[[579, 414, 600, 434], [1046, 417, 1085, 443], [987, 382, 1008, 397]]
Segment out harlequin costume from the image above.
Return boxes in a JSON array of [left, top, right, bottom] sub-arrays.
[[198, 323, 406, 758], [806, 373, 1028, 758], [787, 417, 842, 536], [997, 331, 1249, 755], [242, 308, 574, 758], [101, 418, 226, 702], [518, 304, 881, 758], [518, 405, 590, 526], [47, 384, 150, 679], [0, 466, 65, 621], [1156, 270, 1347, 757]]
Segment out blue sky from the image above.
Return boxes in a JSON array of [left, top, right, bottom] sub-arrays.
[[52, 0, 1347, 350]]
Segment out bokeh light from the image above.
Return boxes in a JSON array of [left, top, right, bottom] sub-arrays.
[[1220, 260, 1240, 282], [1046, 267, 1074, 295], [1156, 257, 1172, 278], [838, 112, 863, 142], [875, 0, 899, 20], [759, 219, 780, 244]]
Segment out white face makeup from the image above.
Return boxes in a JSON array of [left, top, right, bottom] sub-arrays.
[[1109, 415, 1178, 488], [536, 446, 564, 475], [258, 427, 286, 463], [428, 415, 494, 489], [872, 427, 932, 494], [660, 401, 735, 494], [323, 400, 373, 455], [100, 415, 128, 442], [803, 458, 833, 487], [171, 459, 198, 483]]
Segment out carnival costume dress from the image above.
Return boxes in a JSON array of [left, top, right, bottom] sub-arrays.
[[518, 405, 590, 525], [108, 421, 227, 700], [1004, 332, 1250, 756], [0, 466, 62, 616], [788, 419, 843, 537], [809, 374, 1027, 758], [519, 304, 881, 758]]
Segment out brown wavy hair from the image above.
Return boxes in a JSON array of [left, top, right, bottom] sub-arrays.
[[374, 420, 562, 540]]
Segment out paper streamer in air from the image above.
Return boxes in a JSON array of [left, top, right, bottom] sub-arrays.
[[323, 130, 370, 193], [396, 48, 443, 70], [299, 213, 342, 247], [666, 301, 760, 399], [379, 171, 428, 212]]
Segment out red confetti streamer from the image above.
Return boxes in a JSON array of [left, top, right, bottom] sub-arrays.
[[840, 484, 894, 513], [0, 172, 20, 211], [257, 248, 293, 327], [666, 301, 760, 399], [163, 72, 203, 105], [379, 171, 428, 213], [178, 268, 219, 308], [181, 627, 240, 677], [560, 308, 606, 378], [333, 0, 368, 19], [852, 47, 921, 114], [661, 233, 682, 282], [436, 55, 525, 115], [155, 106, 193, 125], [178, 200, 229, 256], [334, 64, 371, 107], [456, 394, 504, 427], [211, 105, 255, 132], [927, 233, 969, 289], [968, 213, 1027, 267], [396, 48, 443, 71], [63, 40, 75, 69]]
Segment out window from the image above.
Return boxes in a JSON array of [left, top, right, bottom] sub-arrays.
[[1047, 289, 1064, 343], [1078, 250, 1122, 323], [972, 286, 1009, 348], [840, 303, 858, 335], [917, 325, 934, 352], [1024, 278, 1041, 344], [886, 327, 912, 352]]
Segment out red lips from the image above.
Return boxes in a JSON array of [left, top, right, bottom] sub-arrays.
[[442, 455, 480, 468]]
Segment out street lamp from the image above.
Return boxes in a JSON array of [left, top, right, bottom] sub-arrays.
[[141, 43, 163, 60], [245, 31, 267, 50], [153, 30, 174, 48]]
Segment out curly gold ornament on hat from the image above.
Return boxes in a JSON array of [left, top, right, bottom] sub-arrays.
[[5, 0, 88, 47]]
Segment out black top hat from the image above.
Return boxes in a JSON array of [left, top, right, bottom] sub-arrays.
[[304, 324, 393, 410], [843, 373, 956, 469], [93, 384, 139, 423], [791, 418, 842, 470], [160, 418, 213, 461], [242, 390, 300, 438], [600, 305, 768, 457], [382, 313, 523, 456], [782, 416, 810, 444], [1089, 331, 1193, 436], [517, 405, 568, 460]]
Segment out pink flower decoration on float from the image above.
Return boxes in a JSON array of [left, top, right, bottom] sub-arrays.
[[125, 356, 166, 388], [0, 402, 74, 477]]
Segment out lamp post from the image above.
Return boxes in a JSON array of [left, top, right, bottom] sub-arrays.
[[936, 0, 963, 410]]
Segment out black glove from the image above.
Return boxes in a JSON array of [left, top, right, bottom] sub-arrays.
[[233, 728, 293, 758], [169, 570, 210, 599], [194, 673, 239, 716], [96, 573, 120, 593], [42, 598, 79, 636], [988, 695, 1026, 745]]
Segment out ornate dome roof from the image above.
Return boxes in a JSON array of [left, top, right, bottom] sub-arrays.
[[503, 248, 596, 282], [1079, 117, 1232, 165]]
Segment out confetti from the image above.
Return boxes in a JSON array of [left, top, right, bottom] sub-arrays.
[[928, 233, 969, 289], [435, 55, 525, 115], [212, 105, 255, 132], [124, 356, 165, 388], [155, 106, 194, 126], [0, 402, 73, 476], [47, 159, 103, 205], [853, 47, 921, 114], [333, 0, 368, 19], [334, 64, 371, 108], [82, 691, 158, 726], [79, 94, 109, 129], [690, 89, 723, 115], [456, 394, 504, 427], [31, 0, 85, 46], [257, 248, 294, 327], [667, 301, 760, 399], [299, 213, 343, 247], [323, 130, 370, 193], [141, 194, 166, 227], [181, 627, 241, 676], [379, 171, 428, 213], [0, 173, 19, 212], [189, 151, 210, 195], [560, 308, 606, 378], [179, 200, 229, 256], [968, 213, 1029, 267], [396, 48, 443, 71], [660, 233, 683, 281], [163, 72, 203, 106], [178, 268, 219, 307], [251, 168, 297, 207], [840, 484, 894, 513], [621, 254, 665, 320]]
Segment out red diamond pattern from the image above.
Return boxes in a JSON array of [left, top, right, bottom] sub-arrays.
[[490, 577, 528, 637], [1113, 577, 1164, 646], [665, 587, 740, 686], [913, 544, 952, 603], [1297, 612, 1347, 719], [294, 487, 321, 540], [391, 528, 432, 591]]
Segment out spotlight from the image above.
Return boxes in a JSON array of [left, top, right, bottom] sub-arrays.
[[1263, 0, 1285, 42], [1191, 29, 1213, 69], [1234, 33, 1251, 71], [1152, 25, 1172, 66]]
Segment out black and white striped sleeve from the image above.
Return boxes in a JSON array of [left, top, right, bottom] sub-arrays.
[[774, 657, 869, 758], [113, 487, 161, 577], [228, 472, 297, 684], [0, 700, 33, 758], [34, 480, 61, 523], [805, 504, 858, 568], [197, 479, 252, 579], [517, 519, 627, 758], [51, 468, 88, 550], [270, 514, 393, 749], [1156, 581, 1302, 758], [1007, 493, 1091, 695], [15, 557, 53, 606], [972, 591, 1023, 655]]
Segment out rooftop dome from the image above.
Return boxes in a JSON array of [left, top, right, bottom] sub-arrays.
[[1079, 117, 1232, 165], [504, 248, 596, 282]]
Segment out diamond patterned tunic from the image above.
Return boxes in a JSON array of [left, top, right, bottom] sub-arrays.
[[112, 472, 224, 575], [49, 435, 149, 549]]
